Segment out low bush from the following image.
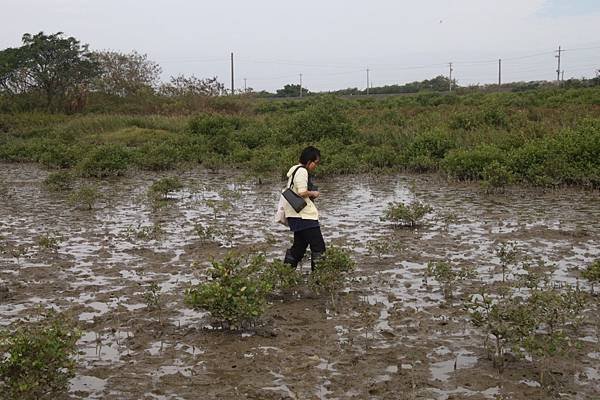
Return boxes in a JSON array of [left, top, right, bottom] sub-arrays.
[[43, 171, 74, 191], [77, 145, 131, 178], [185, 254, 272, 329], [147, 177, 184, 201], [425, 261, 476, 299], [284, 98, 356, 143], [308, 246, 355, 304], [481, 161, 514, 193], [188, 113, 243, 136], [68, 185, 100, 210], [581, 260, 600, 293], [442, 145, 505, 181], [0, 312, 81, 400], [383, 201, 433, 228]]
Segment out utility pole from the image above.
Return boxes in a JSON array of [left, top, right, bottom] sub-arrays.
[[555, 45, 562, 85], [561, 70, 565, 82], [299, 73, 303, 98], [243, 78, 247, 92], [498, 59, 502, 86], [448, 62, 453, 91], [230, 52, 234, 95], [366, 68, 370, 95]]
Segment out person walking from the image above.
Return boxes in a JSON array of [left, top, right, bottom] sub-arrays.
[[283, 146, 325, 270]]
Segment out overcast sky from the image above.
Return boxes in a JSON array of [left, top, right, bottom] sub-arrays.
[[2, 0, 599, 92]]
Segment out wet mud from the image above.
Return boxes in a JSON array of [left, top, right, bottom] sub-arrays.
[[1, 163, 599, 399]]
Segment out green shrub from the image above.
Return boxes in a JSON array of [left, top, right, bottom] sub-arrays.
[[425, 261, 476, 299], [36, 233, 61, 251], [406, 130, 456, 160], [449, 112, 480, 130], [37, 142, 78, 168], [581, 260, 600, 292], [134, 143, 181, 171], [185, 254, 272, 329], [285, 98, 356, 143], [262, 259, 303, 293], [77, 145, 131, 178], [68, 185, 100, 210], [0, 312, 81, 400], [442, 145, 505, 181], [147, 177, 183, 201], [481, 107, 509, 129], [43, 171, 74, 191], [309, 246, 355, 303], [383, 201, 433, 228], [188, 113, 242, 136], [481, 161, 514, 192]]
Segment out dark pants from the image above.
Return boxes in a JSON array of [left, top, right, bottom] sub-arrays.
[[284, 227, 326, 270]]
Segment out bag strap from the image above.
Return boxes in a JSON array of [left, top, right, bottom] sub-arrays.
[[289, 165, 307, 189]]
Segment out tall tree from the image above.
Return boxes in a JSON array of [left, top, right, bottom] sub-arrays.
[[0, 32, 99, 110], [93, 50, 162, 96], [159, 74, 224, 97]]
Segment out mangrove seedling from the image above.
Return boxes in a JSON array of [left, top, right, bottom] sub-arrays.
[[425, 261, 476, 300], [496, 242, 518, 283], [308, 246, 356, 306], [383, 201, 433, 228], [581, 260, 600, 293], [42, 171, 74, 192], [68, 185, 100, 210], [36, 233, 62, 251], [147, 177, 183, 202], [143, 281, 163, 324]]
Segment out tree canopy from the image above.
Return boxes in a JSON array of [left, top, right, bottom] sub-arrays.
[[0, 32, 99, 110], [92, 50, 161, 97], [276, 84, 309, 98]]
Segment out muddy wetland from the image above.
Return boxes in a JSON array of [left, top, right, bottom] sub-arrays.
[[1, 163, 599, 400]]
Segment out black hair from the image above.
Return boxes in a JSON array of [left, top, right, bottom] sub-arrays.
[[299, 146, 321, 165]]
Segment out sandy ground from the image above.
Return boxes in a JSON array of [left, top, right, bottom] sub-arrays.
[[0, 163, 599, 399]]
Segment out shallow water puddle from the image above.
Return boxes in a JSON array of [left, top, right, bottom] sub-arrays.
[[1, 165, 600, 398]]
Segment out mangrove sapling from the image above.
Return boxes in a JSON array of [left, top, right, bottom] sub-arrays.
[[466, 289, 536, 371], [440, 211, 458, 230], [481, 161, 514, 194], [581, 260, 600, 294], [143, 281, 163, 324], [0, 311, 81, 400], [383, 200, 433, 228], [424, 261, 476, 300], [7, 244, 30, 264], [366, 238, 401, 260], [261, 259, 302, 295], [516, 260, 555, 291], [308, 246, 356, 307], [205, 199, 233, 220], [468, 269, 587, 384], [496, 242, 518, 283], [130, 223, 164, 241], [42, 171, 74, 192], [357, 300, 379, 352], [68, 185, 100, 210], [0, 179, 8, 198], [147, 176, 183, 202], [194, 224, 218, 244], [36, 233, 62, 251], [521, 285, 587, 387], [184, 254, 272, 330]]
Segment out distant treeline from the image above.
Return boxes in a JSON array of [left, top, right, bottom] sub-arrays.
[[2, 31, 600, 113]]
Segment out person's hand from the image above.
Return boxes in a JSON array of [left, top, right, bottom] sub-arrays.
[[310, 191, 320, 199]]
